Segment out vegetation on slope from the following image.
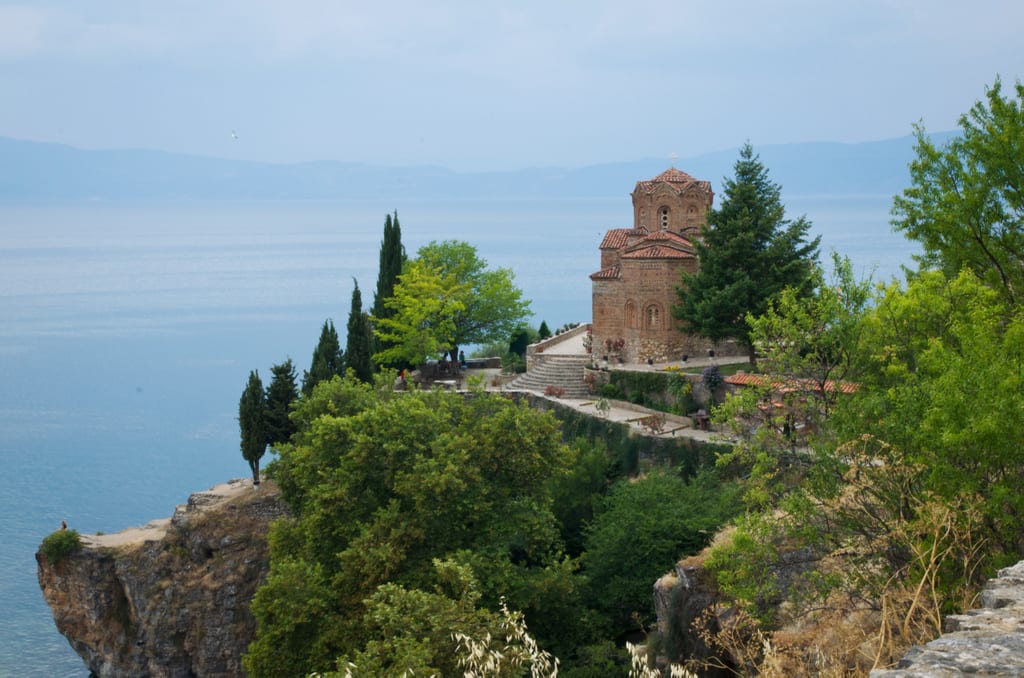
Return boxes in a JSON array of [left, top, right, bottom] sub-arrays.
[[244, 375, 740, 676], [671, 77, 1024, 675]]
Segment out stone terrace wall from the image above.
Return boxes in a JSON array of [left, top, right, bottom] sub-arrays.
[[871, 560, 1024, 677]]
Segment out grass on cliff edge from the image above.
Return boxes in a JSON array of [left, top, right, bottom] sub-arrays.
[[41, 529, 82, 564]]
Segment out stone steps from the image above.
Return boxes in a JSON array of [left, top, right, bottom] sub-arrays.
[[507, 355, 592, 398]]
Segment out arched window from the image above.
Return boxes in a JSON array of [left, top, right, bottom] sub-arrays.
[[659, 207, 670, 230], [625, 300, 638, 329], [646, 304, 661, 329], [685, 205, 698, 233]]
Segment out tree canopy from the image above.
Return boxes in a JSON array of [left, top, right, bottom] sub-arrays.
[[264, 358, 298, 447], [693, 82, 1024, 674], [372, 240, 532, 366], [302, 319, 343, 395], [245, 380, 587, 676], [674, 143, 820, 362], [892, 77, 1024, 306]]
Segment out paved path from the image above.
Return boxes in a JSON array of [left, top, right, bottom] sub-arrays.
[[515, 327, 742, 441], [547, 395, 723, 442]]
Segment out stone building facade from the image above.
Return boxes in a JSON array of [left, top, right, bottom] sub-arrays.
[[590, 167, 716, 363]]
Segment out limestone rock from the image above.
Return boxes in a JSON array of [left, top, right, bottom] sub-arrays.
[[870, 561, 1024, 677], [37, 478, 288, 677]]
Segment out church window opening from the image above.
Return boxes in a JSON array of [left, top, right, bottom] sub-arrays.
[[625, 300, 639, 329], [646, 304, 661, 329], [659, 207, 670, 230]]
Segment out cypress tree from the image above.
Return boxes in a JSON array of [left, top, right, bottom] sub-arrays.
[[238, 370, 267, 485], [302, 319, 343, 395], [372, 211, 407, 368], [345, 280, 374, 382], [265, 358, 298, 446], [372, 211, 406, 319]]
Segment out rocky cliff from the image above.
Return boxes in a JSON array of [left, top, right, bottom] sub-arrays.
[[37, 479, 287, 678]]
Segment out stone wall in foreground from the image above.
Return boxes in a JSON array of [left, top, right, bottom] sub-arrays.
[[870, 560, 1024, 677]]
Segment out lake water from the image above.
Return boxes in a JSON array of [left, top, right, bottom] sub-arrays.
[[0, 195, 914, 676]]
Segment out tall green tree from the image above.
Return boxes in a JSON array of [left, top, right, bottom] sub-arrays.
[[674, 143, 820, 362], [372, 211, 407, 368], [302, 319, 343, 395], [372, 211, 406, 319], [377, 240, 532, 365], [344, 280, 374, 382], [264, 358, 298, 447], [892, 78, 1024, 306], [238, 370, 267, 485]]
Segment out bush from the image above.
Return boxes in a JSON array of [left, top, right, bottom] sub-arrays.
[[41, 529, 82, 564]]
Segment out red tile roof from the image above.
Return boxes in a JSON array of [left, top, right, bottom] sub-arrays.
[[634, 167, 713, 196], [590, 265, 621, 280], [599, 229, 635, 250], [622, 245, 694, 259], [724, 372, 860, 394], [644, 230, 691, 244]]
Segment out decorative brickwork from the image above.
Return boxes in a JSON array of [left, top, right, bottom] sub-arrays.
[[591, 167, 736, 363]]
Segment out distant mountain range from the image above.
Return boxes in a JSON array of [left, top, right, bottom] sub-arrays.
[[0, 133, 956, 202]]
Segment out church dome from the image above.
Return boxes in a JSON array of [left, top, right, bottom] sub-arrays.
[[633, 167, 712, 196]]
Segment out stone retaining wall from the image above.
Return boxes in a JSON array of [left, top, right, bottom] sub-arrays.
[[870, 560, 1024, 676]]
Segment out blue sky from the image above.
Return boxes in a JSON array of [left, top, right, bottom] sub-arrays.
[[1, 1, 1021, 171]]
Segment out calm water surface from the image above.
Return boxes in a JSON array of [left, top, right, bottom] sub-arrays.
[[0, 195, 911, 676]]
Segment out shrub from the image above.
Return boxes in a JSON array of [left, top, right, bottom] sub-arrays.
[[701, 365, 723, 391], [599, 383, 624, 400], [41, 529, 82, 564], [545, 385, 566, 398]]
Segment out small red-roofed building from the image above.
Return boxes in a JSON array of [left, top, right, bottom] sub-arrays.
[[591, 167, 738, 363]]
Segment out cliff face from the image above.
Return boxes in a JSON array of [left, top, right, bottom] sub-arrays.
[[37, 479, 288, 678]]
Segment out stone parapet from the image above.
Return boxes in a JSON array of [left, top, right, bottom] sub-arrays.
[[871, 560, 1024, 677]]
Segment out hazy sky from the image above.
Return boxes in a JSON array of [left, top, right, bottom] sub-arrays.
[[1, 1, 1021, 171]]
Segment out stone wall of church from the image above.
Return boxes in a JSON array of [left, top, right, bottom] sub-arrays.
[[592, 259, 702, 363]]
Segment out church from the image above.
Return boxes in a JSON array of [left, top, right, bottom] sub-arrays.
[[590, 166, 725, 363]]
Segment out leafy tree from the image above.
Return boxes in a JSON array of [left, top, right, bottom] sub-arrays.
[[344, 280, 374, 382], [264, 358, 298, 447], [239, 369, 267, 485], [302, 319, 343, 395], [675, 143, 820, 362], [371, 262, 466, 366], [583, 469, 742, 632], [892, 78, 1024, 306], [843, 269, 1024, 556], [538, 320, 552, 340], [713, 254, 871, 508], [748, 252, 871, 414], [372, 240, 532, 367], [247, 382, 590, 677]]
